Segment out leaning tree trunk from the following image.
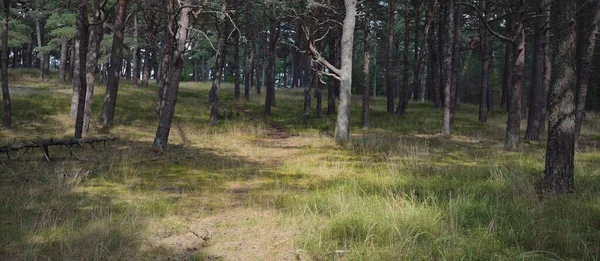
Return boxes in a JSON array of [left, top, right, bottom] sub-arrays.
[[504, 2, 526, 151], [83, 0, 105, 134], [542, 0, 577, 194], [1, 0, 11, 128], [209, 1, 227, 126], [385, 0, 397, 114], [441, 0, 455, 137], [74, 0, 89, 139], [98, 0, 128, 130], [334, 0, 357, 143], [525, 1, 551, 141], [153, 3, 193, 153], [574, 0, 600, 145]]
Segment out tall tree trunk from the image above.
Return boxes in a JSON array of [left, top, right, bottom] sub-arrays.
[[427, 0, 440, 108], [542, 0, 578, 194], [525, 1, 551, 141], [83, 0, 105, 134], [264, 7, 279, 115], [479, 0, 490, 123], [501, 15, 512, 111], [362, 8, 370, 129], [59, 41, 68, 82], [1, 0, 11, 128], [396, 0, 412, 115], [333, 0, 357, 143], [209, 1, 227, 126], [153, 3, 193, 153], [386, 0, 397, 114], [441, 0, 454, 137], [70, 40, 81, 118], [74, 0, 89, 139], [132, 13, 140, 89], [35, 16, 45, 81], [99, 0, 128, 130], [292, 22, 301, 89], [574, 0, 600, 144], [303, 62, 313, 117], [504, 3, 526, 150], [327, 34, 337, 115], [450, 3, 461, 120], [243, 0, 253, 100], [156, 0, 174, 116], [234, 19, 241, 100], [125, 57, 131, 79], [69, 41, 75, 80], [437, 3, 446, 108]]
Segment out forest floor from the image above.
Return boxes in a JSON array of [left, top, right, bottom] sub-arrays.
[[1, 69, 600, 260]]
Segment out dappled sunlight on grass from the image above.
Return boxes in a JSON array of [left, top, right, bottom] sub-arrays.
[[2, 70, 600, 260]]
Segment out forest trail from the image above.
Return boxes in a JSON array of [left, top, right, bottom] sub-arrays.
[[158, 102, 307, 260]]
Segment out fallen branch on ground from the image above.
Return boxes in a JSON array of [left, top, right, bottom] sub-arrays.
[[0, 136, 118, 162]]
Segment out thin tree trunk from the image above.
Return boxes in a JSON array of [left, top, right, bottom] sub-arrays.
[[142, 7, 158, 88], [303, 62, 313, 117], [292, 22, 301, 89], [450, 3, 461, 120], [35, 16, 45, 81], [156, 0, 174, 116], [501, 15, 512, 111], [209, 1, 227, 126], [504, 3, 526, 150], [83, 0, 105, 134], [327, 34, 337, 115], [243, 0, 253, 100], [525, 1, 551, 141], [542, 0, 577, 194], [315, 63, 322, 118], [70, 40, 81, 118], [234, 19, 241, 100], [74, 0, 89, 139], [153, 3, 193, 153], [479, 0, 490, 123], [362, 9, 370, 129], [69, 41, 75, 80], [264, 7, 279, 115], [427, 0, 440, 108], [98, 0, 128, 130], [396, 0, 412, 115], [386, 0, 397, 114], [132, 13, 140, 88], [59, 41, 68, 82], [441, 0, 454, 137], [1, 0, 11, 128]]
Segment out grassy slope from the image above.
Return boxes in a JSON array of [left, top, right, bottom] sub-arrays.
[[1, 69, 600, 260]]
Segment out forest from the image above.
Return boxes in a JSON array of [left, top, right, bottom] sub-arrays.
[[1, 0, 600, 259]]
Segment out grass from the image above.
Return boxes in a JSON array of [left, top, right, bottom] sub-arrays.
[[1, 69, 600, 260]]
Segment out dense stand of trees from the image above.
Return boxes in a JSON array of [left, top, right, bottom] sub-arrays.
[[1, 0, 600, 194]]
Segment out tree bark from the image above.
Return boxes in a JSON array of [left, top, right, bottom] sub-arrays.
[[334, 0, 357, 143], [303, 62, 313, 117], [83, 0, 105, 134], [156, 0, 174, 116], [327, 34, 337, 115], [386, 0, 397, 114], [525, 1, 551, 141], [132, 13, 140, 89], [98, 0, 128, 130], [142, 6, 157, 88], [233, 17, 241, 100], [504, 1, 526, 150], [35, 16, 45, 81], [209, 1, 227, 126], [70, 40, 81, 118], [153, 3, 193, 153], [574, 0, 600, 144], [74, 0, 89, 139], [59, 41, 68, 82], [362, 8, 371, 129], [450, 3, 461, 121], [1, 0, 11, 128], [396, 0, 412, 115], [243, 0, 253, 100], [542, 0, 577, 194], [479, 0, 490, 123], [264, 6, 279, 115], [500, 15, 512, 111], [441, 0, 455, 136], [427, 0, 440, 108]]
